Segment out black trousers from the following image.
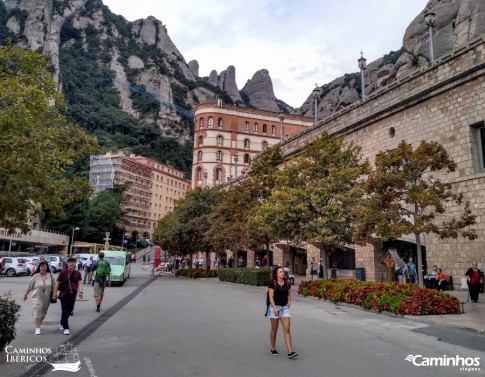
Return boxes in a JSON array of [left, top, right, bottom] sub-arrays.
[[469, 283, 481, 302], [60, 298, 75, 329]]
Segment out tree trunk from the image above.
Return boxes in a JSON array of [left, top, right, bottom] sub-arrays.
[[415, 232, 424, 288]]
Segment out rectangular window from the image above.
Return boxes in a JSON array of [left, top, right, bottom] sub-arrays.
[[471, 121, 485, 171], [480, 126, 485, 170]]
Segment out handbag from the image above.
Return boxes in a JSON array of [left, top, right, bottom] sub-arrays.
[[58, 279, 69, 291], [50, 276, 57, 303]]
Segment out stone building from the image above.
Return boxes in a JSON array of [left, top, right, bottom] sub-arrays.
[[192, 101, 314, 188], [274, 36, 485, 288], [89, 152, 191, 238]]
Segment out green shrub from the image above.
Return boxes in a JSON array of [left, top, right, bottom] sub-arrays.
[[177, 268, 218, 278], [0, 293, 21, 352], [218, 268, 271, 286]]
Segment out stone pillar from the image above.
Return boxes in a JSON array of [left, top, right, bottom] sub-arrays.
[[355, 238, 386, 282], [272, 243, 286, 267], [246, 249, 255, 268]]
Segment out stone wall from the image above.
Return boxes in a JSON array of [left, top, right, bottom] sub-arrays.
[[281, 36, 485, 286]]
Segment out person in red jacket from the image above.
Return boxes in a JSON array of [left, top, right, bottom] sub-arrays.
[[466, 262, 483, 303]]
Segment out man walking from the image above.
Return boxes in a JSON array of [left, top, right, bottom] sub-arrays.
[[82, 256, 94, 284], [52, 257, 83, 335], [92, 251, 111, 313]]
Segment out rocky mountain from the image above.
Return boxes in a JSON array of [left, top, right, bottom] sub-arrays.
[[1, 0, 483, 175], [298, 0, 485, 119]]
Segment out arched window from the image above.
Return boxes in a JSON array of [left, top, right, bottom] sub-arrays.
[[245, 121, 250, 131], [197, 167, 202, 181], [272, 125, 276, 134], [198, 135, 203, 146], [216, 150, 223, 161], [197, 151, 202, 162], [262, 141, 268, 150], [218, 118, 223, 127], [208, 116, 214, 127], [244, 154, 250, 163], [244, 139, 250, 148], [262, 124, 267, 133], [216, 167, 222, 182], [217, 135, 223, 146], [199, 118, 204, 128], [254, 123, 258, 132]]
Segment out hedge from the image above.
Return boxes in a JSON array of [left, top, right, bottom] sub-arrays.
[[218, 268, 271, 286], [0, 293, 21, 352]]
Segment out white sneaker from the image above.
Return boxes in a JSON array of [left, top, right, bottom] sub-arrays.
[[59, 323, 64, 331], [35, 328, 41, 335], [64, 329, 70, 335]]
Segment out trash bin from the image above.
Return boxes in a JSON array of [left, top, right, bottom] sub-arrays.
[[355, 268, 366, 281]]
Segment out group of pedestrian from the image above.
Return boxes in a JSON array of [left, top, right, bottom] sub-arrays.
[[23, 252, 111, 336], [395, 257, 418, 285]]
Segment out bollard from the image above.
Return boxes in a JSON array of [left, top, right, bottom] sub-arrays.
[[461, 302, 466, 314]]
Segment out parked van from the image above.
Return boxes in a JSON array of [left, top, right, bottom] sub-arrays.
[[98, 250, 131, 285]]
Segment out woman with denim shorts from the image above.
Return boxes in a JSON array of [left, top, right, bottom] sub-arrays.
[[268, 266, 298, 359]]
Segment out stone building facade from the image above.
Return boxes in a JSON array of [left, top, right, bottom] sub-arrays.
[[192, 101, 314, 188], [89, 152, 191, 238], [278, 36, 485, 287]]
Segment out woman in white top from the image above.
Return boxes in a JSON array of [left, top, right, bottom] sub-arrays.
[[23, 261, 54, 335]]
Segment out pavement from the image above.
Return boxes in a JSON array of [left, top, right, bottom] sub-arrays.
[[291, 274, 485, 335]]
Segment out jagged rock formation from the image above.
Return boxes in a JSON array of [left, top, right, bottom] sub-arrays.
[[298, 0, 485, 119], [188, 60, 199, 77], [204, 65, 243, 104], [241, 69, 281, 113]]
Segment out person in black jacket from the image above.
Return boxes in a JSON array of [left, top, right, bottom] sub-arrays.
[[466, 262, 483, 303]]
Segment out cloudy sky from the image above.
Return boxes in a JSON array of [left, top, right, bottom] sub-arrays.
[[102, 0, 428, 108]]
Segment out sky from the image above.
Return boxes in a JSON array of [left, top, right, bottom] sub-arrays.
[[102, 0, 428, 108]]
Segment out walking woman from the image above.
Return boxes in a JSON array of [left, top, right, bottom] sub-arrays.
[[466, 262, 483, 303], [23, 261, 54, 335], [267, 266, 298, 359]]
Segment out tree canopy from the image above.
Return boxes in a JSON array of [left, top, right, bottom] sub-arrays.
[[255, 132, 369, 247], [206, 145, 285, 253], [356, 140, 477, 286], [0, 44, 98, 232]]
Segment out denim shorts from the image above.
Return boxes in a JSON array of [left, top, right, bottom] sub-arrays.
[[268, 305, 291, 319]]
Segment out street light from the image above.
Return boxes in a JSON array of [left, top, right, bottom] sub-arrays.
[[279, 111, 285, 143], [70, 227, 79, 257], [312, 84, 320, 126], [234, 154, 239, 179], [121, 232, 127, 250], [358, 51, 367, 101], [204, 171, 208, 188], [424, 12, 436, 65]]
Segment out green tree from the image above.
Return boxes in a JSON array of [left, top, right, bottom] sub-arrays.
[[256, 132, 369, 249], [206, 146, 284, 263], [0, 44, 98, 232], [356, 140, 477, 287], [153, 187, 222, 260]]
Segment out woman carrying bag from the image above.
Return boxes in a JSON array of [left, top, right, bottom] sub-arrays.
[[23, 261, 55, 335]]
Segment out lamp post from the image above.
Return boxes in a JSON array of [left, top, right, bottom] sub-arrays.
[[279, 111, 285, 143], [312, 84, 320, 126], [234, 154, 239, 179], [204, 171, 208, 188], [424, 12, 436, 65], [121, 232, 127, 250], [358, 51, 367, 101], [70, 227, 79, 257]]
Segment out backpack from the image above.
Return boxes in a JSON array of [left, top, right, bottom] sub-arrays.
[[96, 259, 110, 278], [265, 280, 290, 317]]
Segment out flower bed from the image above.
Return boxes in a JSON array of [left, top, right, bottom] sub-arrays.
[[298, 279, 461, 315]]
